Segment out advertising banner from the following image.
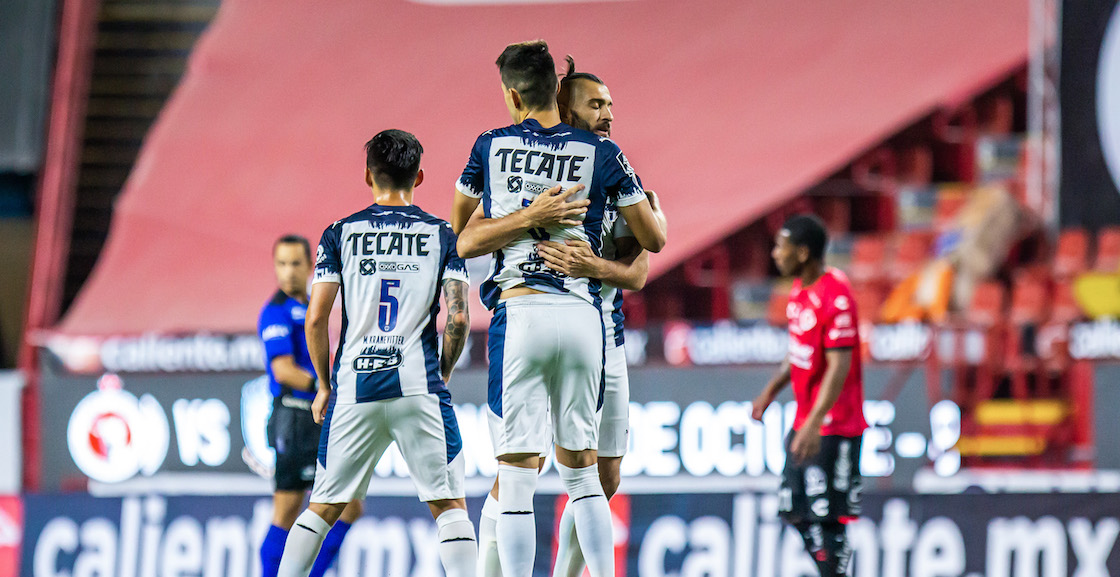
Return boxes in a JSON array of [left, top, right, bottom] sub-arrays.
[[37, 360, 953, 493], [0, 496, 21, 577], [19, 492, 1120, 577]]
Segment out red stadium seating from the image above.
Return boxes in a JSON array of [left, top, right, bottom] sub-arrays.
[[1009, 274, 1050, 326], [852, 282, 888, 324], [890, 231, 935, 281], [1094, 227, 1120, 272], [849, 236, 889, 283], [966, 281, 1007, 327], [1052, 228, 1089, 279], [1050, 281, 1082, 324]]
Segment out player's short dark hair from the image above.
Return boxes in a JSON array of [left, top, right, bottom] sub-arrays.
[[496, 40, 558, 111], [560, 55, 603, 88], [274, 234, 311, 261], [782, 214, 828, 261], [365, 129, 423, 189]]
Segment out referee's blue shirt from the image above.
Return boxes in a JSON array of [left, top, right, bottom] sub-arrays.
[[258, 290, 317, 400]]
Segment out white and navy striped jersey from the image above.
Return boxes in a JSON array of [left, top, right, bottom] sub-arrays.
[[313, 204, 468, 404], [600, 210, 634, 349], [456, 119, 646, 310]]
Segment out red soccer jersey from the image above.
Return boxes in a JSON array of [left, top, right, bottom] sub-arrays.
[[786, 268, 867, 437]]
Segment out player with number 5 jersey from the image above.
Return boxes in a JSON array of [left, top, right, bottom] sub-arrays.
[[277, 130, 476, 577], [315, 206, 465, 403]]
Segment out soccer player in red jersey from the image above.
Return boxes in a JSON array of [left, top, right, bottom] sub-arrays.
[[752, 214, 867, 577]]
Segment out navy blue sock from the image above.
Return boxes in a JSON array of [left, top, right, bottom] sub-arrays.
[[260, 524, 289, 577], [308, 520, 351, 577]]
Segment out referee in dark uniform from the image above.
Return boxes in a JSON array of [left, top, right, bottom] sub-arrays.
[[257, 234, 362, 577]]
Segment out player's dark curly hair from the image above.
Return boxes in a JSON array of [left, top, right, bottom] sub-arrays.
[[782, 214, 828, 260], [365, 129, 423, 190], [496, 40, 557, 111]]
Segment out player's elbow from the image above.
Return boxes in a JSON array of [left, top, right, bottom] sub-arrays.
[[305, 308, 329, 335], [641, 232, 666, 253], [629, 271, 650, 291], [447, 311, 470, 332], [456, 235, 485, 259], [615, 270, 648, 292], [450, 216, 466, 236]]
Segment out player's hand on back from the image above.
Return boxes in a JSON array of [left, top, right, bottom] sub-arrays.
[[523, 184, 589, 228], [537, 239, 600, 279]]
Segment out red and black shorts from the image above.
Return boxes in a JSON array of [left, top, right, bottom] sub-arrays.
[[778, 433, 863, 524]]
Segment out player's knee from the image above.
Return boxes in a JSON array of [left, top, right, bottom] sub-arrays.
[[427, 498, 468, 519], [307, 502, 347, 526], [555, 446, 596, 469], [598, 459, 622, 499], [272, 492, 305, 528], [340, 499, 364, 523], [498, 452, 540, 469]]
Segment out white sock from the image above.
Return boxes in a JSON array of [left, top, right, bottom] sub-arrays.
[[557, 463, 613, 577], [277, 510, 331, 577], [478, 494, 502, 577], [496, 464, 538, 577], [437, 508, 478, 577], [551, 503, 585, 577]]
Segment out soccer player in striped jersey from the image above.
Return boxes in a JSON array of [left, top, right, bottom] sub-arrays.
[[278, 130, 475, 577], [257, 235, 362, 577], [470, 56, 668, 577], [452, 41, 666, 577]]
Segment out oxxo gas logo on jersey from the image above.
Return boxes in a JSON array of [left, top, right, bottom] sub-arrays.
[[67, 374, 236, 483], [67, 374, 170, 483]]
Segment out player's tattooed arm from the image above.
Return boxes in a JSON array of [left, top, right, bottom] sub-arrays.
[[457, 184, 589, 258], [440, 279, 470, 382]]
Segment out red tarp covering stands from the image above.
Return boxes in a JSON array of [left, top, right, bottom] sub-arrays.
[[54, 0, 1028, 335]]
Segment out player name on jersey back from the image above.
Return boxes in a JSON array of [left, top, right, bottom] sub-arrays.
[[314, 204, 468, 404]]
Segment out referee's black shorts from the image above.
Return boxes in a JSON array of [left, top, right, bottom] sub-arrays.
[[778, 432, 863, 523], [267, 395, 321, 492]]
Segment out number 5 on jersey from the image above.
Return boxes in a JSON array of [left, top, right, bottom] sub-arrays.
[[379, 279, 400, 331]]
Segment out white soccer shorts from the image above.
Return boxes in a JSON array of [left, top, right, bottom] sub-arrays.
[[486, 294, 604, 455], [311, 391, 464, 504], [597, 344, 630, 458]]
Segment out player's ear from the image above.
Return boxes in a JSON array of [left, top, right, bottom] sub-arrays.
[[413, 169, 424, 188], [365, 168, 374, 188], [797, 245, 810, 264], [509, 88, 523, 110]]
